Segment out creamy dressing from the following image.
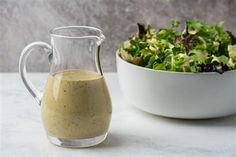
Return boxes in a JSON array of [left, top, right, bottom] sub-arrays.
[[41, 69, 112, 139]]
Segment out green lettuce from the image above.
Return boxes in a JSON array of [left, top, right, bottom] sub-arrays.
[[118, 19, 236, 73]]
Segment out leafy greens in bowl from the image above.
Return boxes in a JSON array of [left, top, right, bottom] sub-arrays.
[[118, 19, 236, 74]]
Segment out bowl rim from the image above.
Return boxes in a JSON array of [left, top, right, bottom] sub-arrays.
[[116, 51, 236, 75]]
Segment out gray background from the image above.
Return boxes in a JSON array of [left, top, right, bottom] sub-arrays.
[[0, 0, 235, 72]]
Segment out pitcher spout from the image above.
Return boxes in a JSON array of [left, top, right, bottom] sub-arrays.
[[96, 33, 105, 45]]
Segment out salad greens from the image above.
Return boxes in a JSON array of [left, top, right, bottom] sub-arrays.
[[118, 19, 236, 73]]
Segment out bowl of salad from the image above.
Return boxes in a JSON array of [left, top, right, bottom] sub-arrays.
[[117, 19, 236, 119]]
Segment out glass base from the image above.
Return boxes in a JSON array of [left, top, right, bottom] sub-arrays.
[[47, 133, 107, 148]]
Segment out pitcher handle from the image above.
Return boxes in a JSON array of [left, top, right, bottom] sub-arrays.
[[19, 41, 52, 105]]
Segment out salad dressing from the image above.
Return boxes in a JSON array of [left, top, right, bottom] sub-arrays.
[[41, 69, 112, 139]]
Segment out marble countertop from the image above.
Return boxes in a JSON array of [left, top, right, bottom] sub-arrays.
[[0, 73, 236, 157]]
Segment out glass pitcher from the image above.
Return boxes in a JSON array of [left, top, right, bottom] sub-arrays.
[[19, 26, 112, 148]]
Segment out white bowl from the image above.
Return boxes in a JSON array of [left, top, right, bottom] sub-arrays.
[[116, 52, 236, 119]]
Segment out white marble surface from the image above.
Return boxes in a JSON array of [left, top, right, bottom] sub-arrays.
[[0, 73, 236, 157]]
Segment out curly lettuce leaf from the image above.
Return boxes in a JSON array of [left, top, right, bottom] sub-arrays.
[[118, 20, 236, 73]]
